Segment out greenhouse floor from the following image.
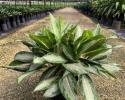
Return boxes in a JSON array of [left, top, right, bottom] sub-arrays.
[[0, 7, 125, 100]]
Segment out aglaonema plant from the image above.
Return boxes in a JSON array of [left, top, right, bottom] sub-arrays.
[[8, 14, 122, 100]]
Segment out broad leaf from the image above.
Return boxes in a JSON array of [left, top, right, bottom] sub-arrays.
[[29, 34, 52, 49], [40, 67, 59, 80], [14, 51, 33, 63], [62, 44, 75, 61], [33, 57, 45, 64], [8, 60, 30, 72], [101, 64, 122, 73], [59, 72, 77, 100], [34, 77, 57, 92], [80, 75, 98, 100], [63, 63, 87, 75], [50, 13, 60, 42], [43, 53, 67, 64], [18, 71, 35, 84], [28, 64, 44, 71], [43, 83, 60, 98]]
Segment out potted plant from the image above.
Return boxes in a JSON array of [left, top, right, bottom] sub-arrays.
[[7, 14, 122, 100]]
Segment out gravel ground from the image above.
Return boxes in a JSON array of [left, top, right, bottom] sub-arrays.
[[0, 7, 125, 100]]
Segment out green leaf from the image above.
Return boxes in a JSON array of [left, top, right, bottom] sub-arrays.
[[40, 67, 59, 80], [43, 53, 67, 64], [18, 71, 35, 84], [34, 77, 57, 92], [59, 72, 77, 100], [8, 60, 30, 72], [14, 51, 33, 63], [33, 57, 45, 64], [91, 48, 112, 60], [43, 83, 60, 98], [80, 75, 98, 100], [29, 34, 51, 49], [21, 41, 36, 48], [28, 64, 43, 71], [101, 64, 122, 73], [49, 13, 60, 42], [75, 26, 82, 40], [62, 44, 75, 61], [74, 30, 93, 51], [63, 63, 87, 75], [43, 28, 56, 44], [93, 24, 101, 36]]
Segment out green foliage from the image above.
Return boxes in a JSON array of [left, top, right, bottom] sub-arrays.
[[75, 0, 125, 21], [8, 14, 122, 100]]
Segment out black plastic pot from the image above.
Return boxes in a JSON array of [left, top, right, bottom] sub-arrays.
[[112, 20, 121, 30], [6, 18, 12, 30], [1, 19, 8, 32], [11, 16, 17, 28], [16, 15, 21, 26]]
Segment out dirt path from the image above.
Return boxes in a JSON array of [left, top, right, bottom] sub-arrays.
[[0, 7, 125, 100]]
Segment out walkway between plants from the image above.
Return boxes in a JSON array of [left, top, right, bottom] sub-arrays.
[[0, 7, 125, 100]]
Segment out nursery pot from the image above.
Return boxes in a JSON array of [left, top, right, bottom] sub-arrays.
[[11, 17, 17, 28], [6, 18, 12, 30], [16, 15, 21, 26], [22, 15, 25, 23], [112, 20, 121, 30], [1, 19, 8, 32]]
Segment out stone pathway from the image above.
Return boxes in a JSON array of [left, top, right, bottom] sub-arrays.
[[0, 7, 125, 100]]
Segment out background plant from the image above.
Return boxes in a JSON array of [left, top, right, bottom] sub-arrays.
[[8, 14, 121, 100]]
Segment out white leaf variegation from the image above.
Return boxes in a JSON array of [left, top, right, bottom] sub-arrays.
[[34, 77, 57, 92], [80, 75, 98, 100], [18, 71, 35, 84], [59, 72, 77, 100], [43, 53, 67, 64], [43, 83, 60, 98], [63, 63, 87, 75]]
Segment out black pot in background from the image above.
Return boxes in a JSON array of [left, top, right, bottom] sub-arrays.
[[16, 15, 21, 26], [112, 20, 121, 30], [11, 16, 17, 28], [1, 18, 8, 32], [6, 18, 12, 30], [19, 15, 25, 24]]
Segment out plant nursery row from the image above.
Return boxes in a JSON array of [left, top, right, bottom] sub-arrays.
[[0, 5, 64, 34], [75, 0, 125, 30]]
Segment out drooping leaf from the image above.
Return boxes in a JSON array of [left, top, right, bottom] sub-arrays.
[[80, 75, 98, 100], [33, 57, 45, 64], [34, 77, 57, 92], [14, 51, 33, 63], [43, 83, 60, 98], [18, 71, 36, 84], [59, 72, 77, 100], [101, 63, 122, 73], [63, 63, 87, 75], [40, 67, 59, 80], [43, 53, 67, 64], [28, 64, 44, 71], [8, 60, 30, 72]]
